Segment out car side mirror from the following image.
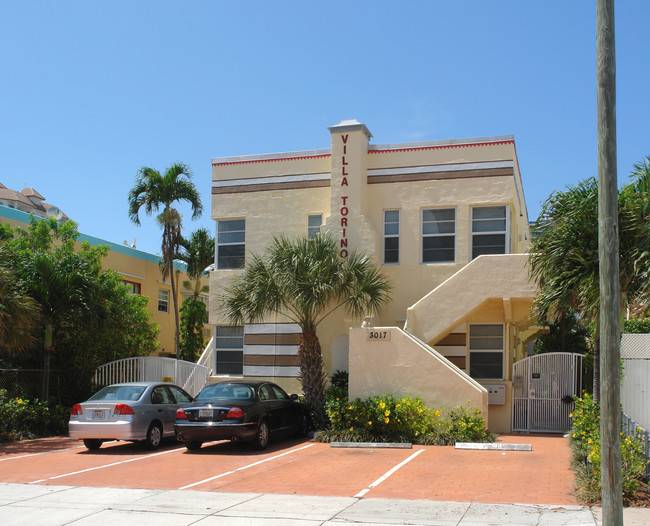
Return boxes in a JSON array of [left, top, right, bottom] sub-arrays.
[[290, 394, 299, 401]]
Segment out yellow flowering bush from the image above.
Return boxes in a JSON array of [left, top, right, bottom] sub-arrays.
[[0, 389, 68, 441], [568, 392, 647, 503]]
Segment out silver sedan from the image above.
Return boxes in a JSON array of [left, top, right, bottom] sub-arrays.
[[68, 382, 193, 450]]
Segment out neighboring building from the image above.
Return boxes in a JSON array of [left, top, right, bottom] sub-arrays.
[[0, 183, 69, 221], [0, 199, 209, 358], [209, 120, 547, 432]]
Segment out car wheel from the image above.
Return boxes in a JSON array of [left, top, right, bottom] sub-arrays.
[[253, 420, 269, 450], [83, 439, 103, 450], [145, 422, 163, 449], [185, 441, 203, 451]]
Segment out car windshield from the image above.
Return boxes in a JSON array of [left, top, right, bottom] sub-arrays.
[[195, 383, 254, 402], [88, 385, 146, 402]]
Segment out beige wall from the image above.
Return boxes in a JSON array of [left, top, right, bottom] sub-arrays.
[[209, 122, 536, 432], [349, 327, 489, 427]]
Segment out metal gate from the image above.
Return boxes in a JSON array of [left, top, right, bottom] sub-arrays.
[[512, 353, 584, 433]]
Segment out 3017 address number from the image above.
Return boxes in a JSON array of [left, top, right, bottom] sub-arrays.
[[367, 330, 390, 341]]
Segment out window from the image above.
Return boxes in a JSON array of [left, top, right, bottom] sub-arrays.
[[471, 206, 508, 259], [468, 324, 504, 380], [217, 219, 245, 269], [215, 326, 244, 375], [307, 214, 323, 238], [123, 281, 141, 294], [383, 210, 400, 264], [422, 208, 455, 263], [158, 289, 169, 313]]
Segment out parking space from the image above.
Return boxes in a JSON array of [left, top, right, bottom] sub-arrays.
[[0, 434, 578, 505]]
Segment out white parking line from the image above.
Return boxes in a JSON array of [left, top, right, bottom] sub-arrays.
[[179, 443, 315, 490], [354, 448, 425, 498], [29, 445, 189, 483], [0, 446, 86, 462]]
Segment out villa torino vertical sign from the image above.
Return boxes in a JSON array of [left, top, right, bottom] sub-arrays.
[[339, 134, 350, 258]]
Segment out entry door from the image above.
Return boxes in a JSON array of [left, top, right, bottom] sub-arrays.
[[512, 353, 583, 433]]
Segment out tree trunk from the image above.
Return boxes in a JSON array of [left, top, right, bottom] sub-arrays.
[[592, 333, 600, 402], [41, 323, 53, 401], [298, 327, 328, 427], [166, 224, 181, 361]]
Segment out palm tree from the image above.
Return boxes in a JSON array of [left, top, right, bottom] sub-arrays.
[[529, 171, 650, 400], [27, 252, 92, 400], [0, 245, 38, 352], [176, 227, 215, 299], [128, 163, 202, 359], [220, 235, 392, 426]]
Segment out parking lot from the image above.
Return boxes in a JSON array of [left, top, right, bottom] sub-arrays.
[[0, 433, 577, 505]]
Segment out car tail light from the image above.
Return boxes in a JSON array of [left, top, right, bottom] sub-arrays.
[[175, 408, 187, 419], [226, 407, 244, 419], [113, 404, 135, 415], [70, 404, 82, 415]]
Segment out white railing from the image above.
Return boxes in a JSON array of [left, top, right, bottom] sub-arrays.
[[94, 356, 210, 398], [196, 336, 214, 372]]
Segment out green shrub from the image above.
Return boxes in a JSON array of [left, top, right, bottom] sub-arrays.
[[568, 392, 648, 504], [320, 389, 494, 445], [0, 389, 69, 441]]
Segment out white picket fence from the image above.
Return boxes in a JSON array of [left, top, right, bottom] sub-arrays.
[[94, 356, 210, 398]]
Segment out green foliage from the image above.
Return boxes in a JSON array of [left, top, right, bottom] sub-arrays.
[[179, 297, 208, 362], [1, 217, 159, 406], [624, 318, 650, 334], [320, 384, 494, 445], [220, 235, 391, 427], [0, 389, 68, 441], [568, 393, 648, 504]]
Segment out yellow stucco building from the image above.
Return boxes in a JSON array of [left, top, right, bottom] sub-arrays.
[[209, 120, 546, 432], [0, 202, 207, 357]]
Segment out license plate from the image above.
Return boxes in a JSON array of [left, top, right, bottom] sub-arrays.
[[198, 409, 213, 419], [91, 410, 105, 420]]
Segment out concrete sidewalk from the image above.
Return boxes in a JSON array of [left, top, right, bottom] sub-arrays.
[[2, 483, 649, 526]]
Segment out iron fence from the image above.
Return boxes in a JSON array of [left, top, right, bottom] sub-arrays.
[[621, 410, 650, 481], [0, 369, 43, 399]]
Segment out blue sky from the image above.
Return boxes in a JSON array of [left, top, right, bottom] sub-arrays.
[[1, 2, 648, 255]]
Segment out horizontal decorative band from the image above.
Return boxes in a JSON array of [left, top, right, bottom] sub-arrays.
[[246, 323, 302, 335], [436, 333, 467, 346], [213, 153, 331, 167], [243, 365, 300, 378], [368, 140, 515, 155], [244, 355, 300, 367], [213, 179, 329, 195], [368, 167, 513, 185], [245, 333, 301, 346], [368, 161, 513, 178], [244, 345, 300, 356]]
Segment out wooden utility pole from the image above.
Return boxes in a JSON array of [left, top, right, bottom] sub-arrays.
[[597, 0, 623, 524]]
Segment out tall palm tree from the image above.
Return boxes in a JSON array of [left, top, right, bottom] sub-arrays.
[[128, 163, 202, 359], [529, 171, 650, 400], [176, 227, 215, 299], [220, 235, 392, 426]]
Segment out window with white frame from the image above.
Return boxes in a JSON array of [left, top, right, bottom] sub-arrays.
[[468, 324, 504, 380], [422, 208, 455, 263], [217, 219, 245, 269], [471, 206, 508, 259], [307, 214, 323, 238], [158, 289, 169, 313], [215, 326, 244, 375], [383, 209, 400, 264]]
